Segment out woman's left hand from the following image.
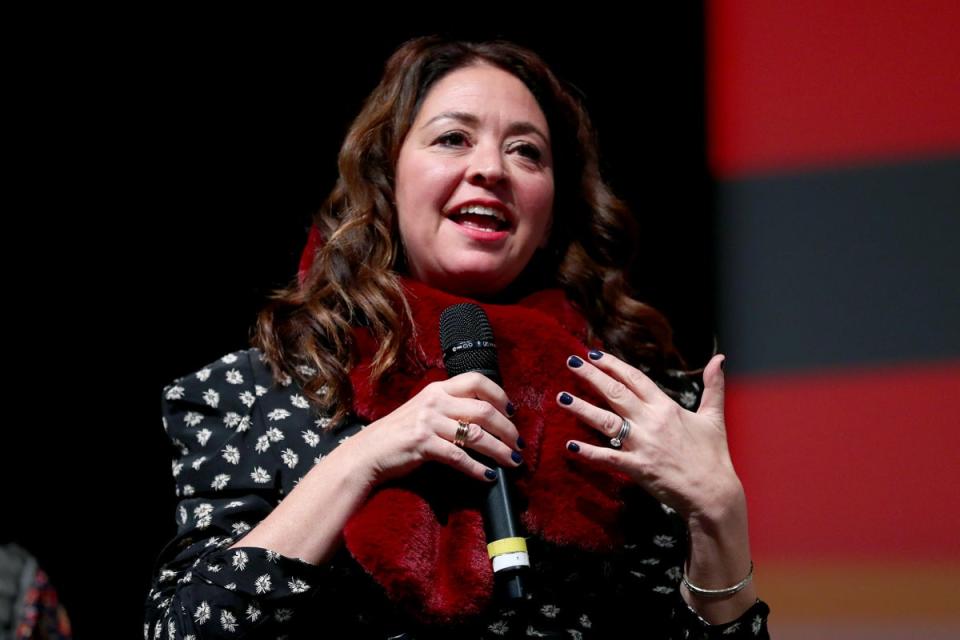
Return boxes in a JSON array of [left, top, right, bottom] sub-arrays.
[[559, 351, 741, 521]]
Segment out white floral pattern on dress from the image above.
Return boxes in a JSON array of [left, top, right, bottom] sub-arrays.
[[253, 574, 272, 594], [146, 348, 770, 639], [267, 408, 291, 422], [539, 604, 559, 618], [220, 609, 238, 632], [281, 448, 299, 469], [488, 620, 508, 635], [202, 389, 220, 408], [288, 578, 310, 594], [290, 394, 310, 409], [653, 535, 676, 548], [231, 550, 248, 571], [223, 412, 243, 429], [302, 430, 320, 447], [222, 445, 240, 465], [193, 601, 210, 624]]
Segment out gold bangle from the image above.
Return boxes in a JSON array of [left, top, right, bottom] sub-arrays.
[[682, 561, 753, 598]]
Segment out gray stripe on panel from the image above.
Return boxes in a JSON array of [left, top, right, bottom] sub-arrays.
[[717, 156, 960, 374]]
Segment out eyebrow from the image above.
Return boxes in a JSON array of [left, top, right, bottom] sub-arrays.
[[420, 111, 550, 145]]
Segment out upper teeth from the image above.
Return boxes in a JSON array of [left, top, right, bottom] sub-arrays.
[[456, 205, 506, 222]]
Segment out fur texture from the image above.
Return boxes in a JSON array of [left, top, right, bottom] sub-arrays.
[[343, 278, 632, 623]]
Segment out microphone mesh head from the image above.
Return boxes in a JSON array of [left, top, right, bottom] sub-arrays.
[[439, 303, 501, 382]]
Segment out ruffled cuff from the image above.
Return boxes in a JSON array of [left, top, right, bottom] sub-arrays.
[[157, 545, 333, 637], [676, 598, 771, 639]]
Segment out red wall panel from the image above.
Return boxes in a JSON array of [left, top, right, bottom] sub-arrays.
[[709, 0, 960, 176]]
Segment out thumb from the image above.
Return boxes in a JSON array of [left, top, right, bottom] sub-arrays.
[[697, 354, 726, 417]]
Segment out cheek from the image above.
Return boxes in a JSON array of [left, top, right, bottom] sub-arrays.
[[395, 160, 450, 237], [400, 155, 456, 197], [524, 179, 555, 233]]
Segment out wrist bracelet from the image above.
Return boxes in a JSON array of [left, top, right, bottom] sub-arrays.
[[681, 561, 753, 598]]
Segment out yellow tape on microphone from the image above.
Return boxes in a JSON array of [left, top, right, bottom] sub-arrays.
[[487, 537, 530, 572]]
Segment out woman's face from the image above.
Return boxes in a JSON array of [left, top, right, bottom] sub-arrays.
[[394, 63, 555, 298]]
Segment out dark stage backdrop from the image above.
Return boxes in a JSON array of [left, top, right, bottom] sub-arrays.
[[5, 12, 711, 636]]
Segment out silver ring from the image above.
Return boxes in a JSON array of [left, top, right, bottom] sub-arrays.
[[454, 420, 470, 447], [610, 417, 630, 449]]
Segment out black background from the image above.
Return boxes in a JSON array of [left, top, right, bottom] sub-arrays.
[[5, 10, 711, 636]]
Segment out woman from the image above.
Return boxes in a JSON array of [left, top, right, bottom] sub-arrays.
[[145, 36, 770, 639]]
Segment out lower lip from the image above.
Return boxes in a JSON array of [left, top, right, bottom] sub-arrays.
[[448, 219, 510, 242]]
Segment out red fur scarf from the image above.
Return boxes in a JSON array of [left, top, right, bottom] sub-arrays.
[[342, 278, 633, 624]]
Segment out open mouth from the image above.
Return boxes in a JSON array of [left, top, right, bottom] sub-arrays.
[[448, 204, 511, 232], [449, 212, 511, 232]]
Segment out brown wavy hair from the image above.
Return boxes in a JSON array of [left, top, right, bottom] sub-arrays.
[[253, 35, 687, 427]]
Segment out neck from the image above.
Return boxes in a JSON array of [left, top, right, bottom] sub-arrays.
[[399, 253, 558, 306]]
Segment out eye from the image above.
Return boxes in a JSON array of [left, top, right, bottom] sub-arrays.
[[435, 131, 469, 147], [512, 142, 542, 162]]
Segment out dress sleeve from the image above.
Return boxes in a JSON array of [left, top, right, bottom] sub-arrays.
[[143, 350, 335, 640], [673, 596, 771, 639], [632, 372, 773, 639], [619, 496, 771, 640]]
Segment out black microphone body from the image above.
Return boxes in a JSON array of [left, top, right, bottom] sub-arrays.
[[439, 303, 529, 601]]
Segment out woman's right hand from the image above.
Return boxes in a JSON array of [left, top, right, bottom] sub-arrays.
[[355, 372, 524, 486]]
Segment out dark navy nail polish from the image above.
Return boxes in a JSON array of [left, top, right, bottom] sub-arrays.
[[485, 469, 498, 481], [559, 392, 573, 405], [516, 437, 526, 449], [567, 442, 580, 453], [511, 451, 524, 464], [568, 355, 583, 368], [588, 350, 603, 360], [720, 358, 726, 371], [506, 401, 516, 417]]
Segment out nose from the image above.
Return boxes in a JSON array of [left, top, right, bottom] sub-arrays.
[[467, 141, 506, 186]]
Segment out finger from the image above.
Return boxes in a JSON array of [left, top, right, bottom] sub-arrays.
[[441, 415, 523, 470], [565, 354, 644, 416], [697, 354, 726, 418], [427, 437, 501, 483], [443, 371, 515, 419], [563, 439, 629, 473], [447, 395, 521, 451], [579, 350, 662, 402], [556, 391, 624, 441]]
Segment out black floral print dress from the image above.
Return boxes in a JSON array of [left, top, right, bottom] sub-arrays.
[[144, 349, 770, 639]]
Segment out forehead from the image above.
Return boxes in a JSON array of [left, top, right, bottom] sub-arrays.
[[415, 63, 549, 131]]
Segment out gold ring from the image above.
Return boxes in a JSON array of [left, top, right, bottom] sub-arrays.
[[454, 420, 470, 447]]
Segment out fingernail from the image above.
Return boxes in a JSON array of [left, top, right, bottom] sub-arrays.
[[516, 436, 525, 449], [511, 451, 524, 464], [720, 358, 726, 371], [588, 350, 603, 360], [506, 401, 516, 417], [559, 392, 573, 405], [484, 469, 498, 481], [567, 355, 583, 368], [567, 442, 580, 453]]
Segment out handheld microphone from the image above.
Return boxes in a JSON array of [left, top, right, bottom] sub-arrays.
[[439, 302, 529, 601]]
